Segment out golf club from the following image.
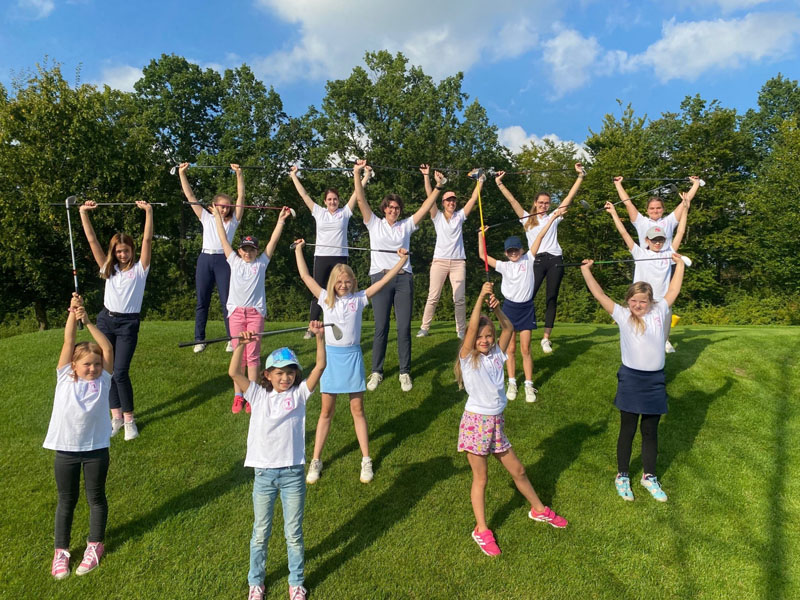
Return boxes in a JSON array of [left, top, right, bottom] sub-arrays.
[[289, 242, 410, 255], [183, 201, 296, 217], [64, 196, 83, 330], [51, 199, 167, 207], [589, 184, 678, 214], [624, 177, 706, 187], [178, 323, 343, 348], [477, 201, 586, 232], [559, 255, 693, 268]]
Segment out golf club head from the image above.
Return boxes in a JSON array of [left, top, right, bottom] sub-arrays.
[[680, 255, 692, 267], [289, 241, 299, 250], [328, 323, 343, 341], [668, 184, 679, 194], [468, 168, 484, 181], [698, 179, 706, 187], [579, 200, 593, 211], [579, 165, 587, 177], [65, 195, 79, 207], [169, 166, 177, 175], [289, 208, 297, 218]]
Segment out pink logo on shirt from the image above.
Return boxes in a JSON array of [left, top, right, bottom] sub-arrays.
[[127, 271, 135, 279], [493, 358, 502, 371], [251, 265, 259, 275], [347, 301, 357, 313], [88, 381, 98, 393], [518, 264, 527, 272], [283, 396, 294, 411]]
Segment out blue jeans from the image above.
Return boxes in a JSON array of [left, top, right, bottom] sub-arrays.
[[248, 465, 306, 587]]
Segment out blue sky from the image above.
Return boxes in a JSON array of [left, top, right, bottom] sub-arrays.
[[2, 0, 799, 152]]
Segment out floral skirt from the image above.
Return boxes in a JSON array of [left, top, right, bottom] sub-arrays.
[[457, 410, 511, 455]]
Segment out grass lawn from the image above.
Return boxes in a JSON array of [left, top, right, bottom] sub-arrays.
[[1, 321, 798, 599]]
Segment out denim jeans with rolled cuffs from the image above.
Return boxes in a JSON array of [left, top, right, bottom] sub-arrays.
[[248, 465, 306, 587]]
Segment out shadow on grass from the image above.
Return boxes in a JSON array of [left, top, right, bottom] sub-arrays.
[[664, 333, 732, 385], [105, 460, 249, 549], [534, 326, 618, 389], [489, 420, 607, 530], [134, 374, 230, 429]]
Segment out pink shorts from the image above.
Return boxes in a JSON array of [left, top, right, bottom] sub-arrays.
[[229, 307, 265, 368], [457, 410, 512, 455]]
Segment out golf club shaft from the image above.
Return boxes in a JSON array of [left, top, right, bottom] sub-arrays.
[[51, 202, 168, 207], [64, 197, 83, 330], [290, 242, 408, 255], [183, 201, 292, 211], [560, 257, 682, 267], [178, 324, 337, 348]]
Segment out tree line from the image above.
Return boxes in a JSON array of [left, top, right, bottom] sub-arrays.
[[1, 51, 798, 331]]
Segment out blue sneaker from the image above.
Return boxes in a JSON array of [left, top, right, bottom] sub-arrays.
[[640, 474, 668, 502], [615, 474, 634, 501]]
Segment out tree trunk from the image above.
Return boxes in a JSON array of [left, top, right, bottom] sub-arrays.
[[34, 298, 48, 331]]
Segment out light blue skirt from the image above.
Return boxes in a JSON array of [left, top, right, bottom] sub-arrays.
[[321, 344, 366, 394]]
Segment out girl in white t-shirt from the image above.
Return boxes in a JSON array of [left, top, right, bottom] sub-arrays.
[[455, 282, 567, 557], [179, 162, 245, 352], [229, 323, 326, 600], [416, 164, 484, 339], [580, 254, 686, 503], [478, 205, 566, 403], [212, 204, 293, 414], [79, 200, 153, 441], [289, 165, 372, 334], [45, 294, 114, 580], [294, 239, 409, 485]]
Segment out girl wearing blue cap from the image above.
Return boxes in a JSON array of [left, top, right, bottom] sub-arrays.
[[478, 205, 566, 403], [229, 324, 326, 600]]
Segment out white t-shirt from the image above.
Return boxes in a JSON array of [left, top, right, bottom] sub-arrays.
[[226, 253, 269, 316], [461, 346, 508, 416], [103, 261, 149, 313], [432, 209, 467, 260], [43, 365, 112, 452], [631, 245, 672, 300], [317, 289, 369, 346], [365, 216, 416, 275], [633, 211, 678, 249], [244, 381, 312, 469], [200, 210, 239, 252], [612, 301, 670, 371], [494, 251, 535, 303], [522, 210, 563, 256], [312, 204, 352, 257]]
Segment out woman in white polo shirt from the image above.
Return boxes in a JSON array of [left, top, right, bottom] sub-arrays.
[[179, 162, 245, 352], [79, 200, 153, 440], [416, 164, 484, 340], [353, 160, 444, 393], [289, 165, 372, 337]]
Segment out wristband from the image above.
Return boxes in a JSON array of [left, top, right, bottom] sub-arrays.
[[435, 185, 445, 190]]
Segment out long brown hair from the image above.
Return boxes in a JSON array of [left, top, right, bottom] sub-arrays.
[[524, 192, 550, 230], [71, 342, 104, 381], [453, 315, 496, 389], [625, 282, 654, 335], [101, 233, 136, 279]]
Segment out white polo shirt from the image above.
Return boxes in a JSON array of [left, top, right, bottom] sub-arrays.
[[494, 251, 535, 303], [226, 253, 270, 316], [432, 209, 467, 260], [630, 245, 672, 300], [461, 346, 508, 416], [612, 301, 670, 371], [312, 204, 352, 257], [522, 210, 563, 256], [365, 215, 416, 275], [103, 261, 149, 313], [200, 210, 239, 252], [317, 289, 369, 346], [633, 211, 678, 249]]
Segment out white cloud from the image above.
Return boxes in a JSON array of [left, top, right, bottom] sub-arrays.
[[17, 0, 54, 19], [251, 0, 557, 83], [498, 125, 588, 159], [684, 0, 769, 13], [631, 13, 800, 82], [93, 65, 142, 93], [541, 28, 601, 97]]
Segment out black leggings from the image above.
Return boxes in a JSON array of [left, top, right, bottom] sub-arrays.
[[532, 253, 564, 330], [96, 309, 140, 413], [309, 255, 348, 321], [617, 411, 661, 475], [54, 448, 109, 548]]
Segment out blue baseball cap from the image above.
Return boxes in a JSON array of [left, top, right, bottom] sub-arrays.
[[504, 236, 523, 251], [264, 347, 300, 371]]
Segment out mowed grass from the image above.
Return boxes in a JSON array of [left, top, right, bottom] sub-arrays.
[[0, 321, 798, 600]]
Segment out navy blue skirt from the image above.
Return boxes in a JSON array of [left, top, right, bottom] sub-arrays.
[[614, 364, 667, 415], [502, 298, 537, 331]]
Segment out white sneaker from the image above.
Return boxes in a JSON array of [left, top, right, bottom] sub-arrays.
[[110, 418, 124, 437], [415, 329, 429, 338], [665, 340, 676, 353], [303, 330, 313, 340], [399, 373, 413, 392], [193, 343, 207, 353], [457, 331, 464, 340], [506, 379, 518, 401], [306, 459, 323, 484], [366, 372, 383, 391], [360, 457, 374, 483], [524, 384, 538, 403], [124, 420, 139, 441], [540, 338, 553, 354], [225, 341, 234, 352]]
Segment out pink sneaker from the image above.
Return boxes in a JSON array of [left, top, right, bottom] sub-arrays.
[[289, 585, 307, 599], [76, 541, 104, 575], [471, 527, 501, 556], [248, 585, 265, 600], [232, 395, 245, 414], [51, 548, 70, 579], [245, 401, 251, 414], [529, 506, 568, 528]]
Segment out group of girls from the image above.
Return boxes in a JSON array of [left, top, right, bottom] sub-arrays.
[[44, 158, 698, 598]]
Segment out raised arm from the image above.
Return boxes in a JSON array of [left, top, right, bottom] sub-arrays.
[[78, 201, 107, 269], [559, 163, 585, 208], [663, 254, 686, 307], [346, 166, 373, 212], [137, 201, 154, 269], [212, 205, 234, 258], [614, 176, 639, 223], [461, 171, 485, 217], [491, 293, 514, 353], [289, 165, 317, 212], [673, 176, 701, 221], [303, 321, 327, 393], [605, 201, 635, 251], [59, 294, 81, 368], [529, 205, 566, 255], [478, 231, 498, 269], [419, 164, 436, 218], [580, 260, 616, 315], [265, 206, 293, 259], [365, 249, 409, 299], [62, 294, 113, 372], [178, 163, 204, 220], [353, 159, 373, 224], [671, 195, 690, 252], [82, 307, 113, 373], [461, 281, 495, 359], [229, 332, 254, 391], [412, 170, 444, 226], [232, 164, 245, 222], [495, 171, 525, 218], [294, 239, 322, 299]]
